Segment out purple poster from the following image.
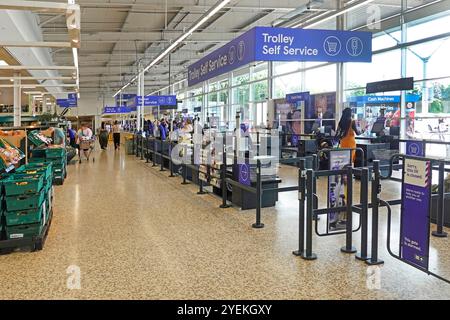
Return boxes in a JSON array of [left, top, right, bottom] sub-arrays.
[[406, 141, 425, 157], [328, 150, 351, 232], [400, 158, 431, 270], [239, 163, 251, 186]]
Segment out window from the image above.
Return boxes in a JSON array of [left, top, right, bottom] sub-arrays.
[[251, 80, 268, 102], [305, 64, 336, 94], [407, 12, 450, 43], [273, 72, 302, 99]]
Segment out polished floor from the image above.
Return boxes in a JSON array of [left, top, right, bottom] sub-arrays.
[[0, 146, 449, 299]]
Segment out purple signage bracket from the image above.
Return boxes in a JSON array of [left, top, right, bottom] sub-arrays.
[[400, 158, 432, 270]]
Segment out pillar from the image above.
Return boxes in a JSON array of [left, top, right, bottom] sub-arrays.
[[335, 0, 345, 128], [13, 72, 21, 127]]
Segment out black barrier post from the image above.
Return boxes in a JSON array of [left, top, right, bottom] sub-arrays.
[[432, 161, 448, 238], [302, 169, 317, 260], [181, 144, 189, 185], [140, 135, 144, 160], [366, 160, 384, 265], [198, 168, 207, 195], [341, 166, 357, 254], [135, 135, 139, 157], [256, 131, 260, 156], [220, 144, 230, 208], [145, 136, 150, 163], [356, 167, 370, 261], [160, 140, 165, 172], [152, 139, 157, 167], [169, 142, 175, 177], [252, 160, 264, 229], [293, 159, 306, 256]]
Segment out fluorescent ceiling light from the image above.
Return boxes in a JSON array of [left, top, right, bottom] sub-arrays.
[[0, 60, 8, 66], [295, 0, 374, 29], [113, 0, 230, 97], [24, 91, 44, 95]]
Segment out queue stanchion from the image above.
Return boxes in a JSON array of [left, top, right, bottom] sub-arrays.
[[341, 166, 357, 254], [366, 160, 384, 266], [181, 144, 189, 185], [169, 141, 175, 177], [135, 134, 139, 157], [220, 144, 230, 209], [356, 167, 370, 261], [145, 136, 150, 163], [198, 166, 206, 195], [302, 169, 317, 260], [152, 138, 157, 167], [252, 160, 264, 229], [160, 140, 166, 172], [293, 158, 306, 257], [432, 161, 448, 238], [140, 134, 144, 160]]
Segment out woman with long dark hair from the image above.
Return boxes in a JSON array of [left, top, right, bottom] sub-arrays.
[[335, 107, 361, 161]]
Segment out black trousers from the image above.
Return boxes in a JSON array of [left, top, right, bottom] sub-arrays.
[[113, 133, 120, 149]]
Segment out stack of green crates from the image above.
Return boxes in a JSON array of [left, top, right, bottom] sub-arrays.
[[1, 163, 53, 241], [30, 146, 67, 185]]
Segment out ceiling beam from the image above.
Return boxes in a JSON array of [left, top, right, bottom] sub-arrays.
[[0, 41, 72, 48]]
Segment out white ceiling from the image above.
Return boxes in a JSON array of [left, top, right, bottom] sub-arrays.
[[34, 0, 444, 98]]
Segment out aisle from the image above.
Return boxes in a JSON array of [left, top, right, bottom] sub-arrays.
[[0, 147, 449, 299]]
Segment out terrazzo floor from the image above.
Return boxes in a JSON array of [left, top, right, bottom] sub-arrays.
[[0, 146, 449, 300]]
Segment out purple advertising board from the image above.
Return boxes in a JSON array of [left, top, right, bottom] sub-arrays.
[[328, 150, 352, 232], [406, 141, 425, 157], [400, 158, 432, 270], [239, 163, 251, 186]]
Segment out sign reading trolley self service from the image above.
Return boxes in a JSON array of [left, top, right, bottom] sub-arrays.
[[188, 27, 372, 86]]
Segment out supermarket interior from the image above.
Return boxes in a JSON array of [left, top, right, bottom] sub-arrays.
[[0, 0, 449, 302]]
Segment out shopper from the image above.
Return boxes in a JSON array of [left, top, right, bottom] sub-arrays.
[[159, 119, 168, 140], [77, 123, 94, 161], [99, 122, 109, 150], [67, 126, 77, 148], [335, 107, 361, 162], [112, 121, 121, 150]]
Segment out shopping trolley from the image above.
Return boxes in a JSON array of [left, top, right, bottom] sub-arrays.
[[78, 136, 96, 163]]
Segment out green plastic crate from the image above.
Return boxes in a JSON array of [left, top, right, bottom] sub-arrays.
[[53, 163, 65, 175], [31, 148, 47, 158], [6, 223, 44, 240], [45, 147, 66, 159], [3, 174, 45, 196], [5, 191, 46, 212], [27, 131, 47, 147], [5, 203, 45, 226], [17, 163, 53, 181]]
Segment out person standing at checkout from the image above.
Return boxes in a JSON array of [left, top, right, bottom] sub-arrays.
[[335, 107, 362, 162]]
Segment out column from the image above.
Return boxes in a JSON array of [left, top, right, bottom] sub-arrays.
[[335, 0, 345, 127], [13, 72, 21, 127], [400, 0, 407, 150], [137, 69, 142, 132], [140, 70, 145, 131]]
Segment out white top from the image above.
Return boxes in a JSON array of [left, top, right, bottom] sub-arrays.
[[77, 128, 93, 142], [112, 124, 121, 133]]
